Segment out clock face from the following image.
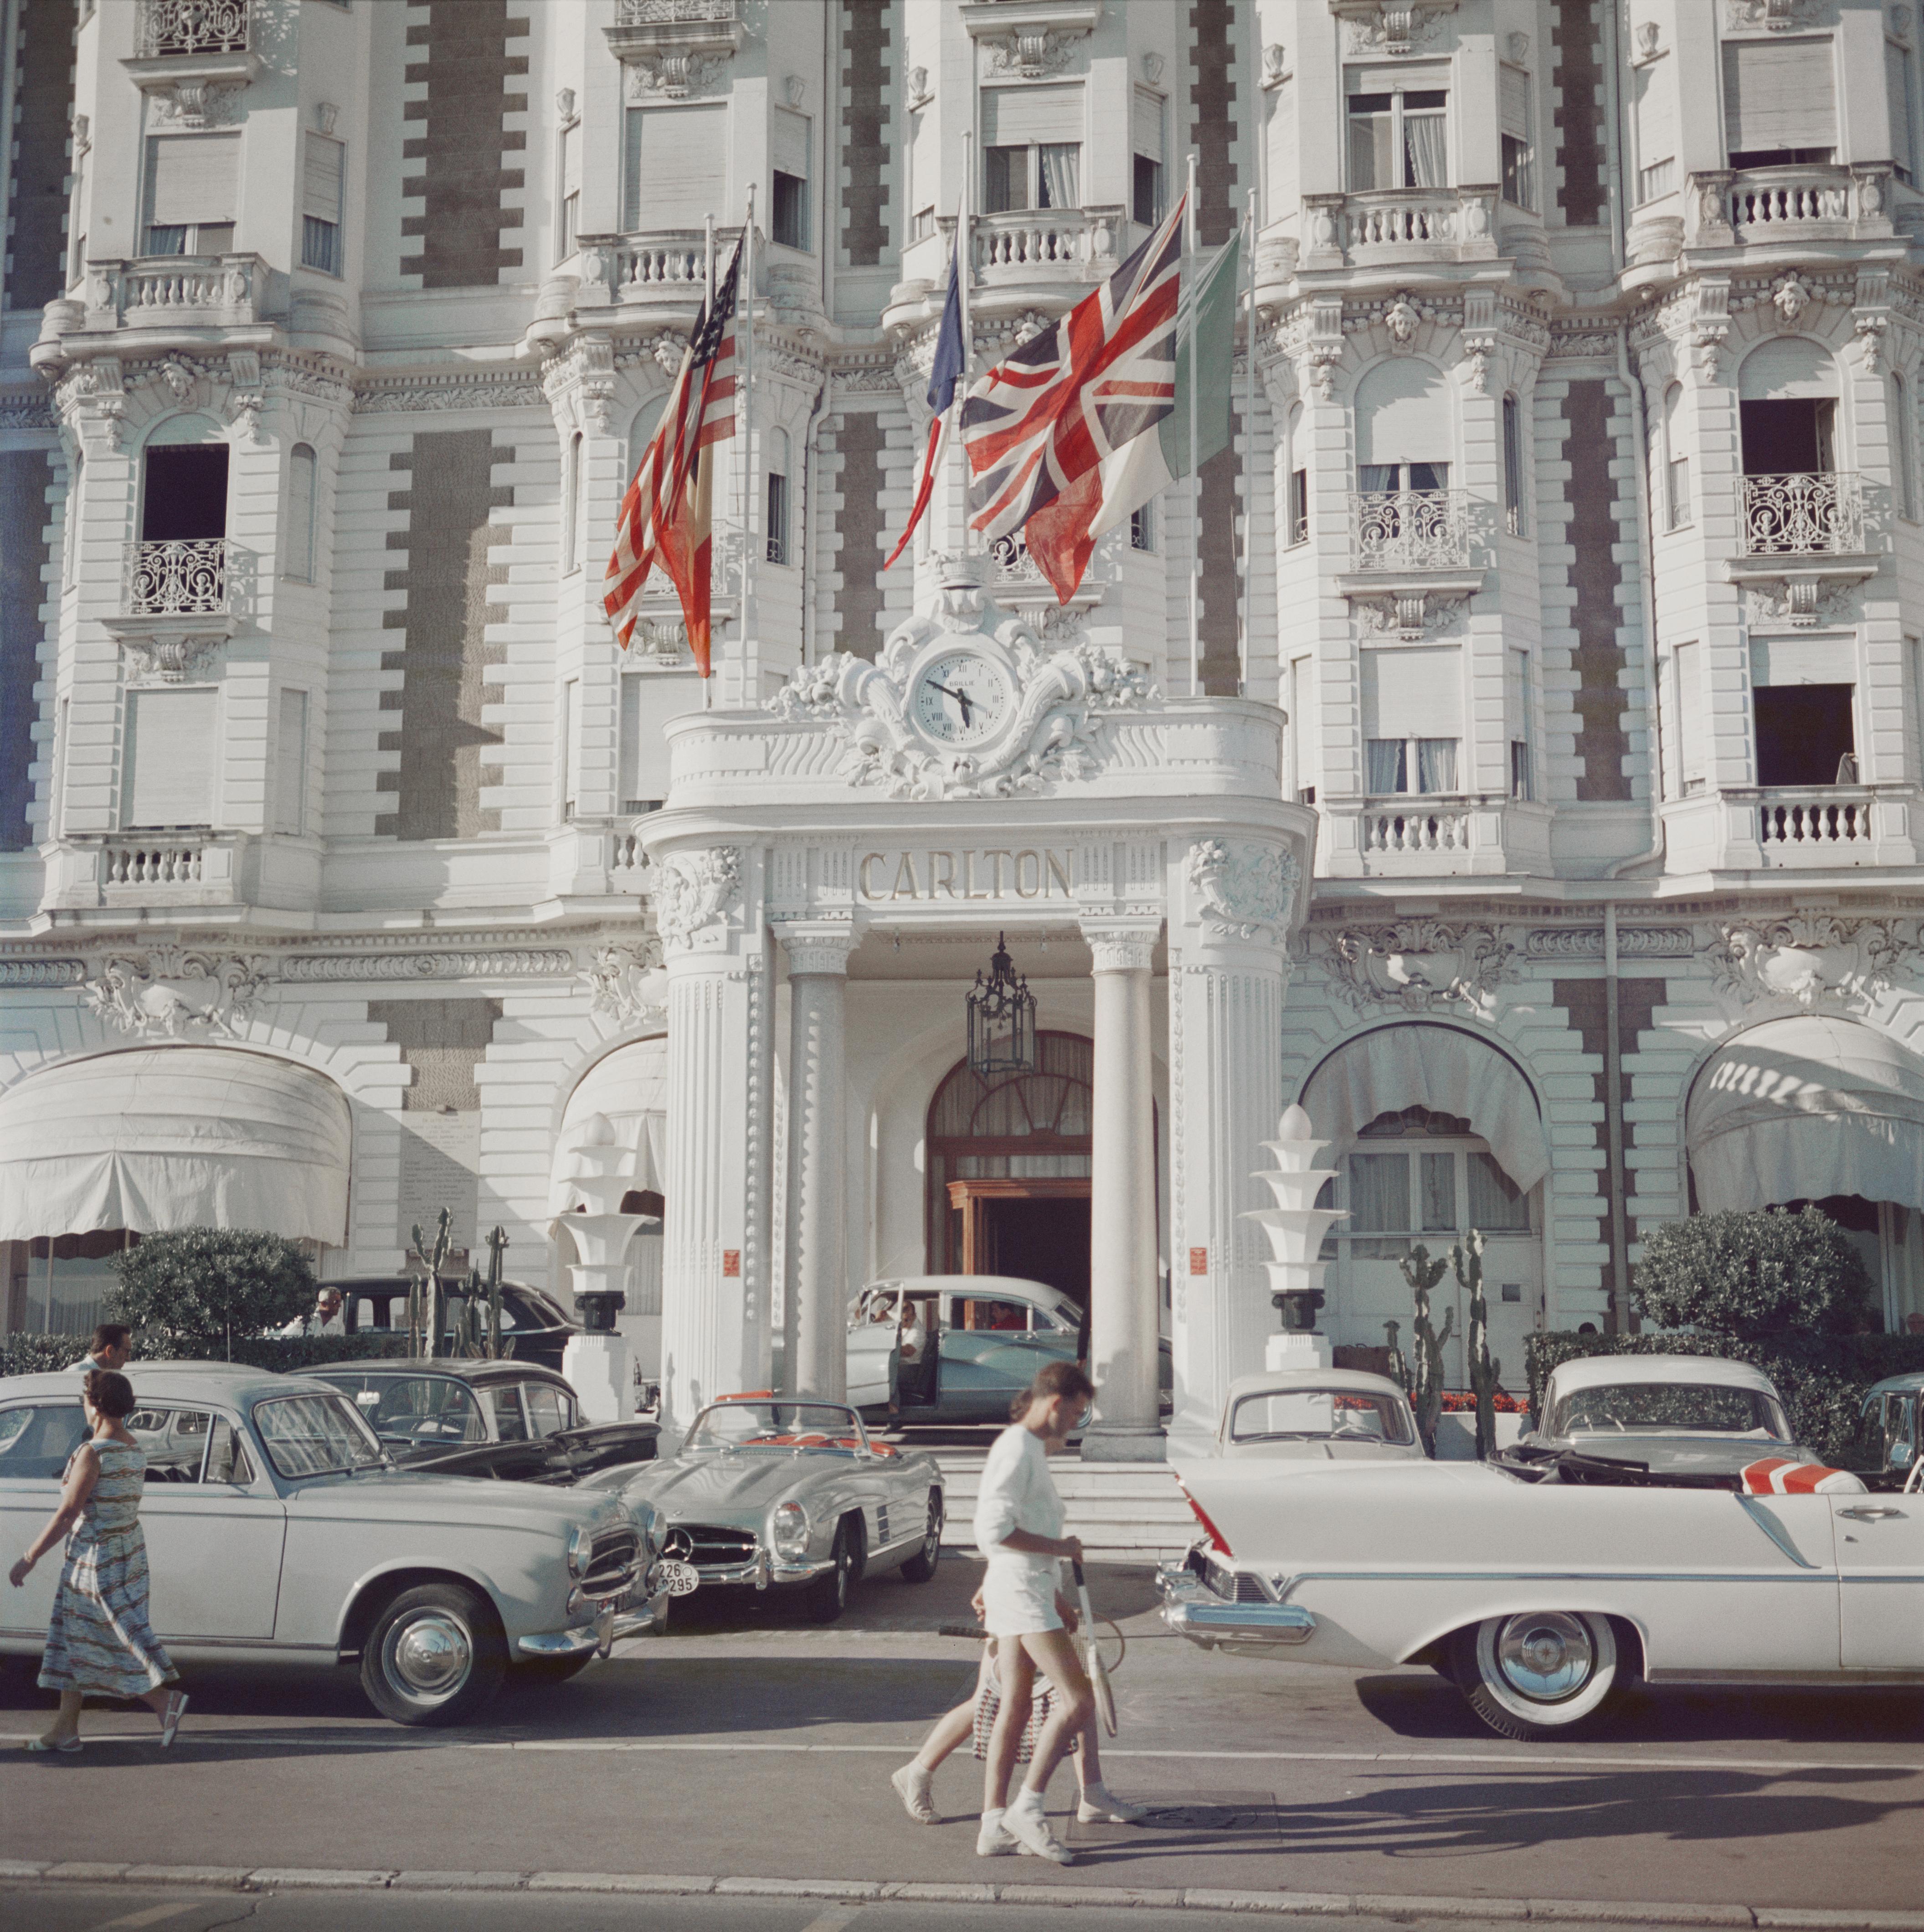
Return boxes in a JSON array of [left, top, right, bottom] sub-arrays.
[[911, 650, 1013, 746]]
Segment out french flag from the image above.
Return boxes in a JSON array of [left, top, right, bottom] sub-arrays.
[[884, 221, 967, 569]]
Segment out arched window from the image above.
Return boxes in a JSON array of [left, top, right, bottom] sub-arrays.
[[1662, 382, 1690, 529], [286, 443, 317, 582], [1286, 401, 1307, 545], [766, 424, 790, 565], [1502, 393, 1525, 535], [139, 415, 229, 547], [1737, 336, 1839, 477]]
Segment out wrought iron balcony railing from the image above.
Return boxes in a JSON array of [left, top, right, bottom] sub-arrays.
[[1740, 472, 1865, 556], [136, 0, 250, 58], [1349, 488, 1474, 571], [126, 539, 229, 618]]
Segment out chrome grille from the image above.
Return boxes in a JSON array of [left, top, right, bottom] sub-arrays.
[[1204, 1555, 1268, 1604], [581, 1527, 640, 1600], [666, 1524, 758, 1566]]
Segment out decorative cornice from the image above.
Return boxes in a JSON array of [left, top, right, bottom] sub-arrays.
[[353, 371, 546, 415], [280, 949, 576, 983], [1523, 927, 1694, 958], [0, 958, 87, 987]]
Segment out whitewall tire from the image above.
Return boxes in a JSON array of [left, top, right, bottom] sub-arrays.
[[1453, 1610, 1620, 1742]]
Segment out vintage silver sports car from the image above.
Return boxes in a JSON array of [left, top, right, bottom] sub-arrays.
[[618, 1395, 943, 1623], [0, 1365, 670, 1726]]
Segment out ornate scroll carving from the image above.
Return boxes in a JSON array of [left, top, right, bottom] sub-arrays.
[[82, 946, 269, 1037], [654, 848, 742, 951], [1186, 840, 1296, 942], [1706, 916, 1914, 1015], [1327, 920, 1518, 1017]]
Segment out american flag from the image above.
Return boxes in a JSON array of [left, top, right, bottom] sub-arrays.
[[603, 238, 742, 676], [959, 199, 1185, 601]]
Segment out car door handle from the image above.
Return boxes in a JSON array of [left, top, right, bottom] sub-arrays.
[[1837, 1506, 1905, 1521]]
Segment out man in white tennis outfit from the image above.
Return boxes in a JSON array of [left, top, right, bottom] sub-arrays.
[[970, 1359, 1137, 1862]]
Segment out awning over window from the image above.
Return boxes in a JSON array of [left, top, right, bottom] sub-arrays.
[[1687, 1016, 1924, 1215], [1300, 1023, 1552, 1192], [548, 1038, 669, 1217], [0, 1048, 351, 1245]]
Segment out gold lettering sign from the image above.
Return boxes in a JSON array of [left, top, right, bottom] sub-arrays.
[[856, 848, 1075, 903]]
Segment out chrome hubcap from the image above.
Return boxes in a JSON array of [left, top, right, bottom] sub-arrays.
[[1495, 1612, 1593, 1701], [385, 1612, 472, 1701]]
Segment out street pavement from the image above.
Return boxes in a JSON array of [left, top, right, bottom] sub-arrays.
[[3, 1558, 1920, 1931]]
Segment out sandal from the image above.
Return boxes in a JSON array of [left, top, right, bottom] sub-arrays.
[[159, 1690, 189, 1749], [24, 1736, 81, 1753]]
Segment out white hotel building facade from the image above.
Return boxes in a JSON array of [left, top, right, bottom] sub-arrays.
[[4, 0, 1924, 1445]]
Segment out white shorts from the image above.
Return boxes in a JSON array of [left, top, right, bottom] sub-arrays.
[[981, 1559, 1061, 1638]]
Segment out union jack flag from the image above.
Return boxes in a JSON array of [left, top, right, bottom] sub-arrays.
[[603, 238, 741, 676], [959, 199, 1186, 602]]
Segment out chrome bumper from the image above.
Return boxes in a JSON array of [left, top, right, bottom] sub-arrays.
[[519, 1571, 674, 1660], [1156, 1560, 1317, 1654], [682, 1547, 831, 1591]]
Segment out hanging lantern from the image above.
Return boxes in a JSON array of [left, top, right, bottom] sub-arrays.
[[966, 932, 1037, 1081]]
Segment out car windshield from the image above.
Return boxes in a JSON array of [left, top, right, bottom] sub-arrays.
[[341, 1375, 487, 1446], [685, 1402, 864, 1452], [252, 1393, 388, 1479], [1229, 1388, 1415, 1445], [1551, 1382, 1791, 1439]]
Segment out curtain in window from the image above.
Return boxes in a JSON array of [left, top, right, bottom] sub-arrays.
[[1366, 739, 1407, 792], [1404, 113, 1448, 187], [1420, 1151, 1457, 1232], [1348, 103, 1390, 190], [1467, 1152, 1531, 1231], [1039, 144, 1080, 210], [1348, 1153, 1410, 1233], [1416, 738, 1458, 791]]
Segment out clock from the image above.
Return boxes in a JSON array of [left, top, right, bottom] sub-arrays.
[[909, 649, 1013, 747]]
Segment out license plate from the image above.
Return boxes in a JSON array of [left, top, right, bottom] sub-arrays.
[[659, 1558, 702, 1598]]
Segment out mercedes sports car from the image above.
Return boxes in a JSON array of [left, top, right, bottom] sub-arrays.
[[617, 1396, 944, 1624]]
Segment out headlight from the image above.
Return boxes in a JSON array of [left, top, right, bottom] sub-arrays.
[[771, 1500, 809, 1562], [566, 1523, 590, 1577]]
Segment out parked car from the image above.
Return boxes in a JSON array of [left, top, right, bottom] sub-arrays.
[[1209, 1367, 1425, 1463], [1862, 1370, 1924, 1488], [327, 1276, 580, 1373], [1160, 1441, 1921, 1744], [1515, 1354, 1811, 1479], [305, 1359, 658, 1483], [845, 1275, 1173, 1424], [618, 1394, 944, 1624], [0, 1366, 668, 1726]]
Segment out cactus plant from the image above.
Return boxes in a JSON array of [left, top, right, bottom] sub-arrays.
[[1382, 1318, 1408, 1397], [408, 1208, 455, 1362], [1397, 1243, 1455, 1458], [482, 1224, 508, 1360], [1452, 1228, 1501, 1459]]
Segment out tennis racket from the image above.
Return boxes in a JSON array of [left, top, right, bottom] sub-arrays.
[[1072, 1560, 1117, 1737]]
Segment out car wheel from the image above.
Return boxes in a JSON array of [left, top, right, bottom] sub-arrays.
[[900, 1490, 943, 1583], [514, 1652, 595, 1686], [803, 1519, 856, 1624], [359, 1582, 507, 1726], [1452, 1611, 1620, 1742]]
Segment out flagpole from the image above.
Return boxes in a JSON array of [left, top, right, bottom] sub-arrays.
[[959, 133, 973, 559], [703, 213, 715, 710], [1187, 150, 1200, 699], [1240, 186, 1256, 699], [741, 184, 756, 716]]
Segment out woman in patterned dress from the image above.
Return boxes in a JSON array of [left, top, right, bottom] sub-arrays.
[[7, 1369, 187, 1753]]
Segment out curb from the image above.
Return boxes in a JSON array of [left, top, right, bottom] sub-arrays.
[[1, 1862, 1920, 1927]]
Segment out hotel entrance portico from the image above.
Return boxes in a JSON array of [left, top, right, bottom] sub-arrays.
[[641, 569, 1316, 1454]]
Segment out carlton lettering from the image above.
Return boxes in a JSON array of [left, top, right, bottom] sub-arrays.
[[857, 849, 1075, 902]]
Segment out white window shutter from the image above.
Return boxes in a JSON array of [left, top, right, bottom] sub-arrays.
[[561, 122, 581, 200], [623, 104, 728, 231], [286, 444, 316, 581], [981, 84, 1084, 147], [772, 108, 810, 180], [1361, 647, 1464, 741], [1634, 62, 1674, 173], [125, 689, 217, 827], [1499, 66, 1530, 140], [620, 673, 703, 808], [1888, 41, 1915, 178], [303, 134, 344, 221], [1750, 637, 1854, 687], [1723, 38, 1837, 154], [1132, 87, 1164, 162], [145, 134, 242, 226], [274, 689, 307, 836]]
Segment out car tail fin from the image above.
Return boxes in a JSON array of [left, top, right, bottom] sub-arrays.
[[1173, 1475, 1234, 1557]]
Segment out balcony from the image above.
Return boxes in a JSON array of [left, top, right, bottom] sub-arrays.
[[1661, 785, 1921, 872], [1686, 166, 1894, 254], [1299, 188, 1498, 272], [971, 207, 1126, 292], [1319, 792, 1549, 879], [123, 1, 260, 120], [43, 832, 248, 917], [1349, 489, 1474, 572], [1739, 472, 1865, 557], [1753, 786, 1873, 860], [556, 229, 746, 329], [34, 255, 271, 372], [102, 540, 239, 683]]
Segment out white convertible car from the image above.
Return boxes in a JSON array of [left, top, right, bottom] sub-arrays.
[[1164, 1440, 1924, 1741]]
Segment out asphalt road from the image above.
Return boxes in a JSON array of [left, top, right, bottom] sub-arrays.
[[3, 1559, 1920, 1928]]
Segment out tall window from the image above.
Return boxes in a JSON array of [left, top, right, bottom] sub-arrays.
[[1288, 656, 1313, 802], [765, 426, 790, 565], [1723, 37, 1837, 169], [622, 104, 726, 231], [125, 688, 217, 829], [1909, 636, 1924, 781], [285, 442, 317, 582], [1286, 402, 1308, 546], [274, 689, 307, 837], [1894, 373, 1915, 521], [1332, 1108, 1532, 1264], [772, 108, 810, 249], [557, 119, 581, 259], [143, 133, 239, 255], [1508, 647, 1533, 801], [1346, 76, 1448, 190], [1632, 55, 1675, 204], [982, 86, 1083, 213], [562, 432, 583, 575], [1752, 638, 1858, 787], [1662, 382, 1690, 529], [1499, 66, 1534, 210], [1130, 501, 1155, 551], [302, 133, 344, 275], [559, 677, 577, 822], [1502, 394, 1525, 535], [1362, 645, 1461, 795], [1890, 35, 1918, 186], [1132, 87, 1164, 224], [1673, 641, 1705, 793]]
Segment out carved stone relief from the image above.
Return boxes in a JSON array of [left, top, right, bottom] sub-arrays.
[[1327, 920, 1518, 1017], [1186, 841, 1297, 942], [1706, 916, 1914, 1015], [82, 947, 270, 1038], [580, 941, 670, 1028], [654, 848, 742, 952]]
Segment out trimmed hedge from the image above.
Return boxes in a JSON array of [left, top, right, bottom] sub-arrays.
[[0, 1331, 408, 1381], [1524, 1330, 1924, 1466]]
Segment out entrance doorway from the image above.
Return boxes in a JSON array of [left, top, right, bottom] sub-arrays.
[[945, 1177, 1091, 1305]]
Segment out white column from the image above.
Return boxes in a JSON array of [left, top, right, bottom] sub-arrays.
[[1081, 921, 1164, 1462], [779, 922, 856, 1402]]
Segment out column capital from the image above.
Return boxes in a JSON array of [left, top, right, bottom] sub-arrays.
[[775, 919, 858, 976], [1081, 919, 1162, 974]]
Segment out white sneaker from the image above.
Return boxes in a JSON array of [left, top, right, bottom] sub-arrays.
[[1078, 1783, 1146, 1824], [1003, 1792, 1074, 1865], [975, 1809, 1017, 1857], [891, 1762, 937, 1824]]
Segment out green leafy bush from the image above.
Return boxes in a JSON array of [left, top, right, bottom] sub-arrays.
[[106, 1228, 319, 1357], [1, 1330, 406, 1381], [1523, 1330, 1924, 1465], [1632, 1207, 1874, 1339]]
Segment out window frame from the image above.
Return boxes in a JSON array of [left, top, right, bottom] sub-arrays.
[[1345, 77, 1450, 192]]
